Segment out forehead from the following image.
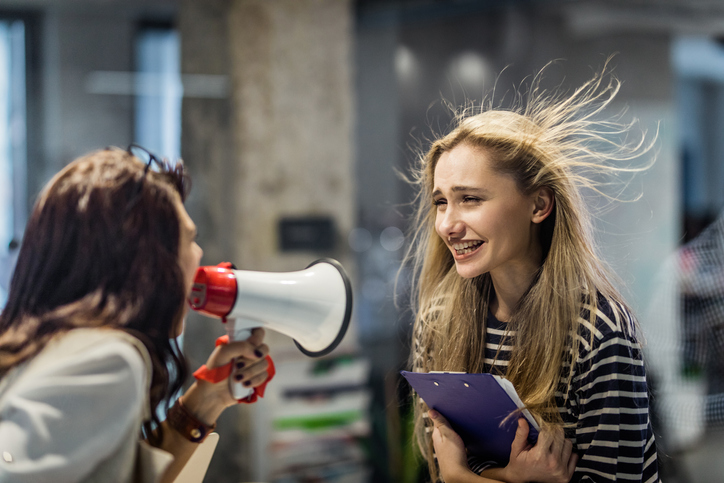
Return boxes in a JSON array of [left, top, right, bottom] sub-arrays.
[[434, 144, 496, 184], [173, 196, 195, 234]]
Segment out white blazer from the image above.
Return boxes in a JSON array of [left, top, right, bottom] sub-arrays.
[[0, 328, 174, 483]]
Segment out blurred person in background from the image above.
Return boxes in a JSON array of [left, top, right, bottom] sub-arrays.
[[643, 206, 724, 480]]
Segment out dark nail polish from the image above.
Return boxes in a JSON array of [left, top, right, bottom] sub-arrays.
[[236, 361, 245, 369], [235, 374, 243, 381], [243, 380, 252, 387], [254, 349, 263, 358]]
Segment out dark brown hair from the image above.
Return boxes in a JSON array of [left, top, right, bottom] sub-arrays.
[[0, 147, 190, 444]]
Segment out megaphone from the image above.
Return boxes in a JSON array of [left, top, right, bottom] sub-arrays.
[[188, 258, 353, 399]]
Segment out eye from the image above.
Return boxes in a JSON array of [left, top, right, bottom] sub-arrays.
[[433, 198, 447, 207], [462, 196, 481, 203]]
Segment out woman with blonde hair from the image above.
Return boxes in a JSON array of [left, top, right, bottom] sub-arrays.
[[405, 68, 659, 482]]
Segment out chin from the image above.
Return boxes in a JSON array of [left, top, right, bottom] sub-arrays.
[[455, 264, 485, 280]]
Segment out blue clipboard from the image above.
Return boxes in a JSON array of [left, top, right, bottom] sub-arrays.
[[401, 371, 539, 464]]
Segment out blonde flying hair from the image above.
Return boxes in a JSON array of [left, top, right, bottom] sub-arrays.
[[404, 64, 655, 479]]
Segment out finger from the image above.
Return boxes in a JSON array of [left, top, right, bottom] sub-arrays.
[[510, 418, 531, 457], [431, 426, 443, 446], [428, 409, 450, 428], [428, 409, 462, 443], [428, 410, 453, 437], [535, 426, 554, 452], [561, 438, 573, 463], [211, 341, 269, 368], [567, 451, 579, 476], [237, 364, 271, 388], [550, 428, 564, 456], [234, 357, 270, 383], [246, 327, 266, 346]]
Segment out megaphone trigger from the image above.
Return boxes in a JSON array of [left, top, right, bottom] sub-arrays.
[[224, 319, 254, 400], [193, 333, 275, 403]]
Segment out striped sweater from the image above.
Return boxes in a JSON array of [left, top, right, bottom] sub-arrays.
[[413, 296, 660, 482]]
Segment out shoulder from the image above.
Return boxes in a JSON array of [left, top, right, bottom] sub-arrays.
[[575, 294, 643, 361], [0, 329, 152, 480], [4, 328, 150, 407], [579, 294, 637, 340], [39, 328, 149, 378]]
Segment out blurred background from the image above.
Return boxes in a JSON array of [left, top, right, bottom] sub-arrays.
[[1, 0, 724, 482]]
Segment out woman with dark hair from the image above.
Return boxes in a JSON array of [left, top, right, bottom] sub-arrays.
[[0, 147, 271, 482]]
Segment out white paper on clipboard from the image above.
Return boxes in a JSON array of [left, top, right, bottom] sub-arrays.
[[492, 375, 540, 432]]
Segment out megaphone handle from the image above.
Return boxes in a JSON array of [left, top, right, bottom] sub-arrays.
[[225, 320, 254, 400]]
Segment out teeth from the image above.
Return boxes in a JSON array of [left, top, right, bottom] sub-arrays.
[[452, 240, 482, 254]]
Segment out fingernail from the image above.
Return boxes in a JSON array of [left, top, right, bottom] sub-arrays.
[[428, 409, 438, 419], [235, 374, 244, 381], [254, 349, 263, 358], [243, 380, 252, 387], [236, 361, 245, 369]]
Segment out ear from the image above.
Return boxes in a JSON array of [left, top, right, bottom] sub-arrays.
[[531, 187, 554, 224]]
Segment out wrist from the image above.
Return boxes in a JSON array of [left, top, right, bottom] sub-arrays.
[[482, 465, 515, 483], [167, 396, 216, 443], [446, 465, 481, 483], [180, 382, 225, 426]]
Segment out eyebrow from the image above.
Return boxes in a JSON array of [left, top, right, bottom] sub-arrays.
[[432, 186, 488, 197]]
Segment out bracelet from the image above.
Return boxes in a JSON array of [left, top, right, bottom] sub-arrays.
[[167, 397, 216, 443]]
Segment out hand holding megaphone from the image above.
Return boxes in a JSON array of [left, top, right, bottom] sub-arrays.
[[189, 258, 353, 400]]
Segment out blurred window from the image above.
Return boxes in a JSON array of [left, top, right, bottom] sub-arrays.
[[134, 25, 181, 160], [673, 37, 724, 241], [0, 19, 26, 308], [136, 25, 185, 419]]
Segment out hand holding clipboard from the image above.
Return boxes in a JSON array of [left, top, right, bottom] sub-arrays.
[[401, 371, 540, 465]]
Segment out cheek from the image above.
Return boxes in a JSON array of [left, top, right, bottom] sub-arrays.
[[179, 250, 198, 290], [499, 207, 534, 241], [188, 253, 200, 279], [187, 246, 203, 286]]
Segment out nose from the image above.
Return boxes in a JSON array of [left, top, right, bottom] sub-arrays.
[[436, 206, 465, 239]]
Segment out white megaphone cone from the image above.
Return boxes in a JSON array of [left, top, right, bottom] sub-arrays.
[[188, 258, 353, 400]]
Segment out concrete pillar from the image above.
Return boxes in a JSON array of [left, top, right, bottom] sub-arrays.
[[227, 0, 355, 274], [179, 1, 355, 480], [178, 2, 246, 481]]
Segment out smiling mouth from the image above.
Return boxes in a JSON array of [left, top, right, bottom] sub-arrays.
[[452, 240, 483, 255]]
